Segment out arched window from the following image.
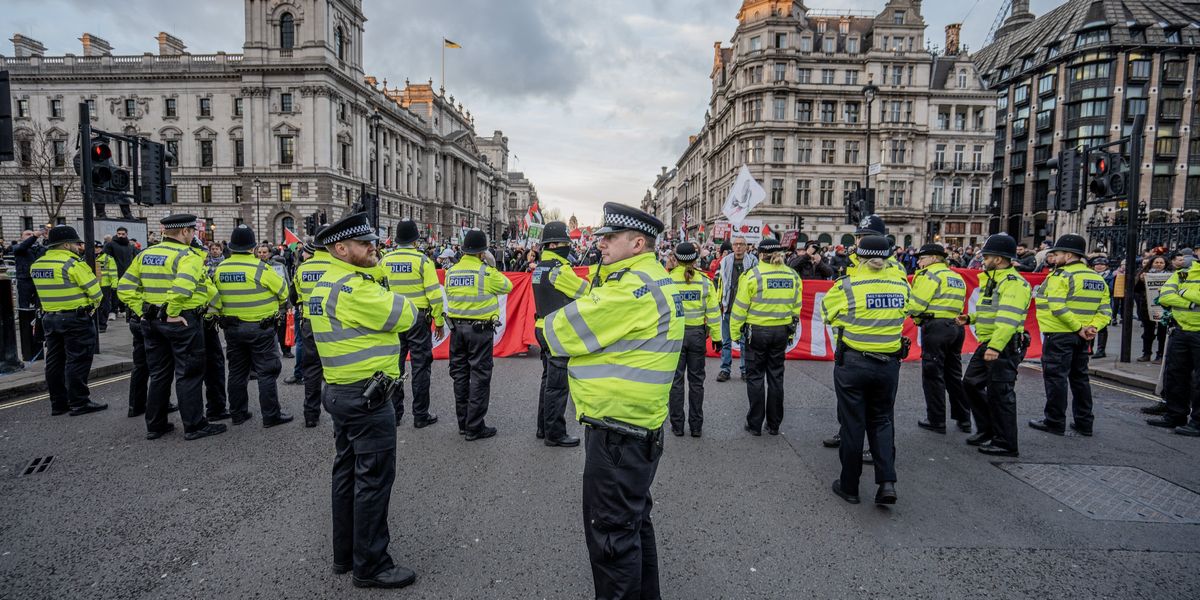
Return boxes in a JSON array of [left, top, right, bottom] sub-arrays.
[[957, 69, 967, 88], [281, 216, 295, 242], [839, 233, 854, 246], [796, 233, 809, 243], [950, 178, 964, 208], [818, 233, 833, 244], [335, 26, 346, 60], [280, 13, 295, 49], [903, 234, 913, 248]]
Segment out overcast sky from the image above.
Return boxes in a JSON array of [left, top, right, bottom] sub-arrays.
[[7, 0, 1062, 223]]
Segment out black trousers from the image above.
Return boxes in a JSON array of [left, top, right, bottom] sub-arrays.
[[1093, 326, 1108, 354], [835, 350, 900, 495], [394, 312, 434, 422], [299, 319, 324, 422], [449, 324, 494, 434], [144, 315, 207, 433], [324, 382, 398, 579], [1041, 332, 1094, 431], [536, 326, 570, 440], [669, 326, 707, 433], [1160, 329, 1200, 425], [17, 278, 43, 362], [919, 319, 969, 425], [128, 317, 149, 413], [1136, 295, 1167, 357], [962, 339, 1025, 452], [225, 321, 283, 421], [42, 313, 96, 411], [96, 288, 112, 330], [743, 324, 788, 432], [583, 427, 663, 600], [203, 319, 228, 418]]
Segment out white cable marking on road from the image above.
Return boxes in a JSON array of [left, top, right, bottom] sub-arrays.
[[0, 373, 133, 410]]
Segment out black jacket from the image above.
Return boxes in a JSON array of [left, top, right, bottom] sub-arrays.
[[788, 253, 834, 280], [13, 236, 46, 280], [103, 237, 137, 277]]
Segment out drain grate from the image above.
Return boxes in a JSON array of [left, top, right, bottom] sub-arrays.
[[20, 456, 54, 476], [998, 463, 1200, 524]]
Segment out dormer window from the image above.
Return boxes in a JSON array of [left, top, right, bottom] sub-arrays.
[[839, 21, 849, 35], [893, 10, 904, 25], [817, 20, 826, 33], [1165, 28, 1181, 44], [280, 13, 295, 49]]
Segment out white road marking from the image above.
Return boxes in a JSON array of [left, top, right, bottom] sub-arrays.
[[0, 373, 133, 411]]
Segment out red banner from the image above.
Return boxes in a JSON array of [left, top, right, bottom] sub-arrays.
[[424, 268, 1047, 361]]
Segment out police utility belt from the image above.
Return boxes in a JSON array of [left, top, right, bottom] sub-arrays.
[[448, 316, 500, 332], [360, 370, 408, 410], [218, 315, 278, 330], [41, 306, 93, 317], [740, 318, 801, 344], [835, 329, 912, 365], [580, 415, 663, 447], [142, 304, 201, 321]]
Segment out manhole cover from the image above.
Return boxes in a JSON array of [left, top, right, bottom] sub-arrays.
[[997, 463, 1200, 523], [20, 456, 54, 476]]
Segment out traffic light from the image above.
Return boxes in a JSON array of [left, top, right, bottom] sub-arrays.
[[138, 139, 173, 205], [844, 188, 875, 225], [1089, 151, 1126, 199], [304, 213, 317, 236], [1047, 148, 1081, 211]]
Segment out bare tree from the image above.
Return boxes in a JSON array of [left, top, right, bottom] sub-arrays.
[[14, 122, 78, 225], [542, 206, 563, 223]]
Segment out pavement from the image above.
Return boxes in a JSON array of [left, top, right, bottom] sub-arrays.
[[0, 319, 137, 402], [1, 339, 1197, 598]]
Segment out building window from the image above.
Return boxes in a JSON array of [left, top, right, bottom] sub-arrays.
[[797, 68, 811, 83], [125, 99, 137, 118], [340, 143, 351, 171], [937, 111, 950, 129], [50, 99, 62, 118], [18, 139, 32, 167], [1074, 28, 1110, 48], [819, 180, 834, 206], [955, 113, 966, 130], [165, 140, 179, 167], [280, 93, 293, 113], [1014, 85, 1030, 104], [200, 185, 212, 203], [931, 178, 944, 206], [893, 10, 904, 24], [958, 69, 968, 88], [1127, 59, 1151, 80], [774, 32, 787, 49], [772, 138, 786, 162], [17, 98, 29, 118], [844, 141, 859, 164], [279, 183, 292, 203], [52, 140, 66, 167], [199, 140, 214, 167], [1069, 62, 1110, 82], [771, 179, 783, 205], [278, 136, 295, 164], [1037, 74, 1054, 95], [844, 102, 859, 123], [234, 139, 244, 167], [822, 37, 835, 54], [821, 140, 836, 164], [846, 38, 858, 54], [743, 98, 762, 122], [1165, 29, 1181, 44], [889, 140, 907, 164], [844, 70, 858, 85], [335, 27, 347, 60], [751, 138, 764, 162], [20, 184, 32, 202], [233, 97, 243, 117], [338, 101, 347, 121], [280, 12, 295, 49], [796, 100, 812, 122], [199, 98, 212, 117], [888, 181, 906, 206], [749, 36, 762, 51], [934, 143, 946, 166], [887, 101, 902, 122], [797, 139, 813, 163], [164, 98, 177, 117], [820, 101, 836, 123], [234, 185, 243, 203], [795, 179, 811, 206], [773, 62, 786, 82], [1164, 61, 1187, 82], [773, 97, 786, 120], [822, 69, 835, 84], [799, 36, 812, 52]]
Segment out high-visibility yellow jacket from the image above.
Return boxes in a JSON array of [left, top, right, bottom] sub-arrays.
[[212, 253, 288, 321], [544, 251, 684, 430], [306, 257, 418, 384], [382, 246, 445, 327], [729, 262, 803, 339], [97, 252, 117, 288], [1155, 261, 1200, 331], [848, 253, 909, 281], [669, 265, 721, 341], [294, 250, 334, 321], [968, 266, 1031, 351], [30, 248, 103, 311], [444, 254, 512, 320], [532, 252, 590, 329], [906, 261, 966, 319], [115, 238, 207, 317], [1035, 260, 1112, 333], [821, 273, 910, 353]]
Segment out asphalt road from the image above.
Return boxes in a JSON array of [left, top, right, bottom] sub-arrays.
[[1, 352, 1198, 599]]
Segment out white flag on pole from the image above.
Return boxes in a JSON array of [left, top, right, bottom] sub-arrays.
[[722, 165, 766, 227]]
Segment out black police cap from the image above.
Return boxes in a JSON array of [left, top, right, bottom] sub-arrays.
[[981, 233, 1018, 260], [674, 242, 698, 261], [1048, 233, 1087, 257], [854, 214, 887, 236], [228, 224, 257, 252], [916, 243, 947, 257], [541, 221, 571, 244], [757, 236, 783, 254], [395, 219, 420, 245], [855, 235, 892, 258], [47, 225, 82, 246], [462, 229, 488, 254], [161, 213, 198, 229], [593, 202, 663, 238], [317, 212, 379, 246]]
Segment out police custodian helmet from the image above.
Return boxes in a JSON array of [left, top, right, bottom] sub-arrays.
[[541, 221, 572, 244], [461, 229, 488, 254], [1048, 233, 1088, 257], [980, 233, 1018, 260], [228, 224, 257, 252]]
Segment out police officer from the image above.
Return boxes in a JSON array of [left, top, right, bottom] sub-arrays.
[[309, 212, 418, 588], [13, 228, 47, 361], [531, 221, 588, 446], [192, 236, 230, 422], [668, 241, 721, 437], [907, 243, 970, 434], [1029, 234, 1112, 437], [823, 214, 908, 450], [1090, 257, 1114, 359], [1149, 254, 1200, 436], [730, 236, 802, 436], [822, 235, 909, 505], [118, 214, 227, 441], [294, 228, 332, 427], [213, 225, 293, 428], [956, 233, 1031, 457], [29, 225, 107, 416], [542, 202, 682, 599], [444, 229, 513, 440], [381, 219, 445, 428], [95, 242, 116, 332]]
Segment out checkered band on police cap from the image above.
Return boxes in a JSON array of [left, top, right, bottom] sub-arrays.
[[598, 202, 663, 237], [317, 212, 376, 245], [160, 213, 197, 229]]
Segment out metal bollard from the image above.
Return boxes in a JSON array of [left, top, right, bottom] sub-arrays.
[[0, 275, 22, 373]]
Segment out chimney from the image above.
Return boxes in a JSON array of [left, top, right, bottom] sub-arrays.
[[11, 34, 46, 58], [944, 23, 961, 56], [79, 33, 112, 57], [156, 32, 186, 55]]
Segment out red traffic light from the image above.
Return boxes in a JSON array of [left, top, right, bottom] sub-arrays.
[[91, 141, 112, 162], [1094, 155, 1109, 176]]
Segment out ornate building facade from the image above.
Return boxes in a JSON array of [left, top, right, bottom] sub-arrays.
[[652, 0, 994, 248], [0, 0, 531, 243]]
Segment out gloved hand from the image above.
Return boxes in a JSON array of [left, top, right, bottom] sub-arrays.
[[712, 339, 724, 352]]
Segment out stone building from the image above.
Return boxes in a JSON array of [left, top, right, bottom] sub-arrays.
[[653, 0, 994, 249], [0, 0, 527, 244], [974, 0, 1200, 245], [505, 171, 539, 240]]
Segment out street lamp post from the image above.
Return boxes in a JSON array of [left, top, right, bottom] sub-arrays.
[[370, 110, 382, 230], [861, 82, 878, 192], [253, 177, 263, 236]]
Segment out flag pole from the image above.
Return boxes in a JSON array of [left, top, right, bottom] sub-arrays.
[[441, 40, 445, 93]]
